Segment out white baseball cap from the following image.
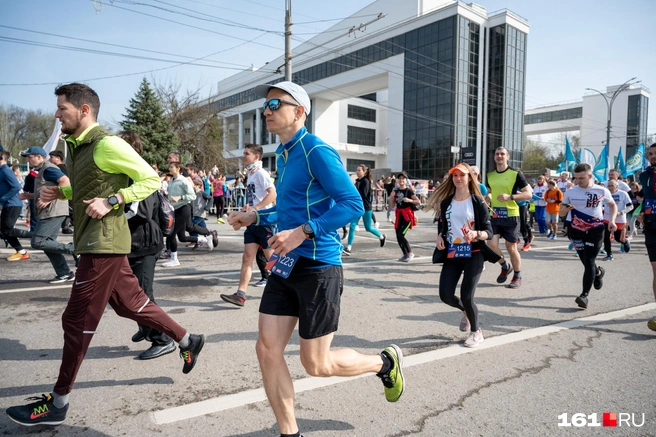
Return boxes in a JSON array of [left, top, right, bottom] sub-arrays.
[[254, 81, 311, 116]]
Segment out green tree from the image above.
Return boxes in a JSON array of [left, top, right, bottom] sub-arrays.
[[120, 78, 177, 168]]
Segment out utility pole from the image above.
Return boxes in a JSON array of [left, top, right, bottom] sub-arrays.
[[585, 77, 640, 174], [284, 0, 292, 81]]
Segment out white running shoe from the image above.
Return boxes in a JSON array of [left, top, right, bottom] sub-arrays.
[[206, 235, 214, 252], [375, 222, 380, 229], [459, 311, 471, 332], [464, 329, 484, 347], [162, 259, 180, 267]]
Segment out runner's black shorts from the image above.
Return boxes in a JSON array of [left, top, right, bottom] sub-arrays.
[[260, 259, 343, 339], [491, 216, 521, 243], [645, 227, 656, 262], [244, 224, 275, 248]]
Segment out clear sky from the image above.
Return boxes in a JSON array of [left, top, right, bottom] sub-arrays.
[[1, 0, 654, 150]]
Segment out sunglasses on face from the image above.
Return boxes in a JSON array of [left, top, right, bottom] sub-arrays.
[[263, 98, 299, 111]]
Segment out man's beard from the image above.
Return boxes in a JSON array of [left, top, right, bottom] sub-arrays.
[[61, 118, 81, 135]]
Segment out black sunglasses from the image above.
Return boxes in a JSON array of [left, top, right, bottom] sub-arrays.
[[263, 98, 299, 111]]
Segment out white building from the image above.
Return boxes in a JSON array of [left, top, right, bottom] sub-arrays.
[[525, 84, 650, 162], [213, 0, 530, 178]]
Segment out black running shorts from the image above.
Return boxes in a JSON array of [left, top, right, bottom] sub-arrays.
[[491, 216, 521, 243], [259, 264, 343, 339], [645, 228, 656, 262], [244, 224, 275, 248]]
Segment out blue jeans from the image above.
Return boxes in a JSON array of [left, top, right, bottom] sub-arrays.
[[190, 216, 207, 237]]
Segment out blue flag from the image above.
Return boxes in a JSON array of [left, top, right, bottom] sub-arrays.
[[593, 144, 609, 183], [625, 143, 645, 177], [565, 136, 576, 164], [617, 147, 627, 178]]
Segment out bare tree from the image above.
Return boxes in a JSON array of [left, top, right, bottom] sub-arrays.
[[154, 80, 239, 173], [0, 105, 53, 158]]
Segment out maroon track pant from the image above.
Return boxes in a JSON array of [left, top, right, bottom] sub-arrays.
[[54, 254, 187, 395]]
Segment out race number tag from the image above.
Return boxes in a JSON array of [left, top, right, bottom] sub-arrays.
[[492, 207, 508, 219], [447, 243, 472, 258], [644, 198, 656, 215], [571, 239, 585, 251], [266, 252, 299, 278]]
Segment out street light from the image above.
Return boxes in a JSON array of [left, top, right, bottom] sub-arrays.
[[585, 77, 641, 170]]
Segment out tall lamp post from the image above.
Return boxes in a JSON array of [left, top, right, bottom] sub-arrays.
[[585, 77, 640, 171]]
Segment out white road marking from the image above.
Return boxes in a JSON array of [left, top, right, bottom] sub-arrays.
[[151, 302, 656, 425]]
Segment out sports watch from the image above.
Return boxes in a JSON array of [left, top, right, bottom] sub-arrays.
[[302, 222, 315, 239], [107, 195, 120, 210]]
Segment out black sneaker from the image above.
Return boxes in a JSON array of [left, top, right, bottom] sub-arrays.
[[49, 272, 75, 284], [594, 266, 605, 290], [496, 266, 513, 284], [575, 294, 588, 309], [380, 234, 387, 247], [211, 230, 219, 247], [180, 334, 205, 374], [131, 330, 145, 343], [342, 228, 348, 240], [6, 394, 68, 426], [139, 341, 176, 360], [342, 247, 352, 256]]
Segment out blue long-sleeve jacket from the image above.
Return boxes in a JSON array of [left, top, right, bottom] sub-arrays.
[[255, 127, 364, 265], [0, 164, 22, 208]]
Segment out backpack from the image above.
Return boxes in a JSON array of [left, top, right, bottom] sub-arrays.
[[157, 191, 175, 236]]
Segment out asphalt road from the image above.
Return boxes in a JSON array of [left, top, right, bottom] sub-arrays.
[[1, 211, 654, 436]]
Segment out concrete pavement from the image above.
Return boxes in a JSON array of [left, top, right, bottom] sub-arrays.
[[0, 211, 654, 436]]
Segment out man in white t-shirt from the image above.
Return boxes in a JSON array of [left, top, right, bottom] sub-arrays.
[[221, 143, 276, 307], [560, 163, 617, 309], [603, 169, 631, 192], [601, 179, 633, 260], [557, 172, 572, 194]]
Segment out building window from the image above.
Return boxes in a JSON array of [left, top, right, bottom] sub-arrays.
[[347, 159, 376, 172], [347, 104, 377, 122], [359, 93, 377, 102], [525, 107, 582, 124], [347, 126, 376, 146]]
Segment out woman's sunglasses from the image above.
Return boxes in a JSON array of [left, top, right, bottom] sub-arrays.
[[263, 98, 299, 111]]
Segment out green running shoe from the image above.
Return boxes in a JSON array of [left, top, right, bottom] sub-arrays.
[[379, 344, 405, 402]]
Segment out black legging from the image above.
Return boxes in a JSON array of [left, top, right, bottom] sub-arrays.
[[573, 228, 603, 295], [0, 206, 31, 251], [603, 222, 623, 256], [395, 212, 412, 256], [256, 246, 269, 280], [213, 196, 225, 217], [167, 204, 209, 252], [439, 252, 484, 332], [519, 204, 532, 243]]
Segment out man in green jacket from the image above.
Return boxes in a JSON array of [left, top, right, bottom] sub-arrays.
[[6, 83, 205, 427]]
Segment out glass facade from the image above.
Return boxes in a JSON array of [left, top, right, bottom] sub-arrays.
[[626, 94, 649, 157], [486, 24, 527, 170], [348, 104, 377, 122], [347, 125, 376, 146], [214, 12, 526, 179], [525, 107, 582, 124], [346, 158, 376, 172]]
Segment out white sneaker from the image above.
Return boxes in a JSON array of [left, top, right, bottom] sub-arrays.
[[206, 236, 214, 252], [464, 329, 484, 347], [162, 259, 180, 267], [374, 222, 380, 229], [459, 311, 471, 332], [403, 252, 415, 262]]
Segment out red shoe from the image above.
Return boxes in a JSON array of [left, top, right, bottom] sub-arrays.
[[521, 243, 531, 251]]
